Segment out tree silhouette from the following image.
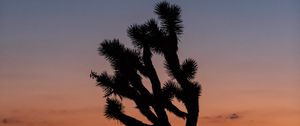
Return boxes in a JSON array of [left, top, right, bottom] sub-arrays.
[[90, 2, 201, 126]]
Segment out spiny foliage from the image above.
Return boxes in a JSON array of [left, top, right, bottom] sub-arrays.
[[104, 98, 124, 119], [155, 1, 183, 35], [181, 59, 198, 80], [90, 71, 115, 97], [99, 40, 142, 74], [91, 2, 201, 126], [128, 19, 165, 54]]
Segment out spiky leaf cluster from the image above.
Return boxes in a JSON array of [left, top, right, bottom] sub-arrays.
[[155, 1, 183, 35], [104, 98, 124, 119], [181, 59, 198, 80]]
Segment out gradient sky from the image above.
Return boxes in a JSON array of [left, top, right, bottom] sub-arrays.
[[0, 0, 299, 126]]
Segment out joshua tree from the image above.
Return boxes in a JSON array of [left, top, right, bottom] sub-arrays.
[[90, 2, 201, 126]]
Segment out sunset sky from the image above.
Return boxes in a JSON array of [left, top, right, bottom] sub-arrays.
[[0, 0, 299, 126]]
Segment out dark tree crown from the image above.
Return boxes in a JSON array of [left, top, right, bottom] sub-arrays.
[[91, 2, 201, 126]]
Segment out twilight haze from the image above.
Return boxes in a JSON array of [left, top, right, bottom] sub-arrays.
[[0, 0, 299, 126]]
